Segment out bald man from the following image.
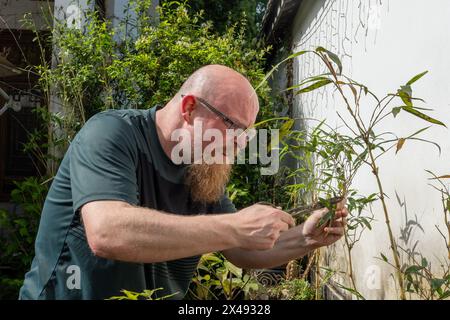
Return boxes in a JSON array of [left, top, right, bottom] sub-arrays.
[[19, 65, 348, 300]]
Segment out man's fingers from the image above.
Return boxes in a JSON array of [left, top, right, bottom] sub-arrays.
[[335, 207, 348, 218], [313, 207, 329, 219], [276, 210, 295, 228], [307, 207, 330, 227], [277, 221, 290, 233], [336, 196, 347, 210], [333, 211, 347, 227], [257, 205, 295, 228], [330, 218, 341, 227], [324, 226, 344, 236]]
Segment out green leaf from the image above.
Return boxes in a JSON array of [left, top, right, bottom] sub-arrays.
[[438, 291, 450, 300], [421, 257, 428, 268], [122, 290, 139, 300], [359, 217, 372, 230], [295, 79, 333, 95], [224, 260, 243, 278], [334, 283, 365, 300], [284, 76, 331, 92], [348, 83, 358, 102], [268, 118, 294, 150], [316, 210, 334, 228], [398, 86, 413, 107], [401, 106, 447, 127], [279, 119, 294, 140], [430, 278, 445, 292], [406, 126, 431, 139], [406, 71, 428, 86], [380, 253, 388, 262], [255, 50, 310, 92], [404, 265, 424, 275], [392, 107, 401, 118], [252, 116, 291, 129], [316, 47, 343, 75], [319, 150, 328, 159], [400, 85, 412, 97]]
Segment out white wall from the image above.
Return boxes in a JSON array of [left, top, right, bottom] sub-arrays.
[[284, 0, 450, 299], [105, 0, 159, 43]]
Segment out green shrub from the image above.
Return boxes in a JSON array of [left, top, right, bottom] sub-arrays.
[[267, 279, 315, 300], [0, 0, 287, 300], [34, 1, 279, 210], [0, 177, 49, 299], [187, 252, 259, 300]]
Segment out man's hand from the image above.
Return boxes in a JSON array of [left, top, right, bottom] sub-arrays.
[[232, 204, 295, 251], [299, 200, 348, 249]]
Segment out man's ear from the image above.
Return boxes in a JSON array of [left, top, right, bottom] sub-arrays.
[[181, 95, 196, 124]]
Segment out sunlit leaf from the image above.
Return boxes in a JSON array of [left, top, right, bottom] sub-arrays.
[[406, 126, 431, 139], [255, 50, 310, 92], [397, 86, 413, 107], [439, 291, 450, 300], [279, 119, 295, 140], [224, 260, 242, 278], [251, 116, 291, 129], [295, 79, 333, 95], [401, 106, 447, 127], [284, 76, 331, 92], [316, 47, 343, 75], [406, 71, 428, 86]]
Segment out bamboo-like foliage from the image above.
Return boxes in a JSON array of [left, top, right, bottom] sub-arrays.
[[260, 46, 447, 299]]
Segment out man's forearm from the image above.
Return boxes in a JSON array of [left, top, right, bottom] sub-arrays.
[[84, 203, 237, 263], [222, 225, 317, 269]]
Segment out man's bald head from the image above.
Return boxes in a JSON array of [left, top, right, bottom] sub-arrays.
[[178, 64, 259, 127], [155, 65, 261, 203]]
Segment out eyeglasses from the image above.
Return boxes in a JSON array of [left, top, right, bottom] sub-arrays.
[[181, 94, 256, 146], [181, 94, 247, 130]]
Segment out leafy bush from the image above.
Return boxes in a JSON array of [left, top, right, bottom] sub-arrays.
[[267, 279, 315, 300], [0, 177, 49, 299], [108, 288, 177, 300], [32, 0, 280, 209], [187, 252, 259, 300], [0, 0, 288, 300]]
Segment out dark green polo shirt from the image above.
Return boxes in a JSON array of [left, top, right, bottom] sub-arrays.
[[19, 106, 236, 300]]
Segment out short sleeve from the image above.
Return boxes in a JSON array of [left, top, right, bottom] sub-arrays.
[[70, 113, 139, 213]]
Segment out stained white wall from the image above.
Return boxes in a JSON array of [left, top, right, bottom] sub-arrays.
[[280, 0, 450, 299]]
